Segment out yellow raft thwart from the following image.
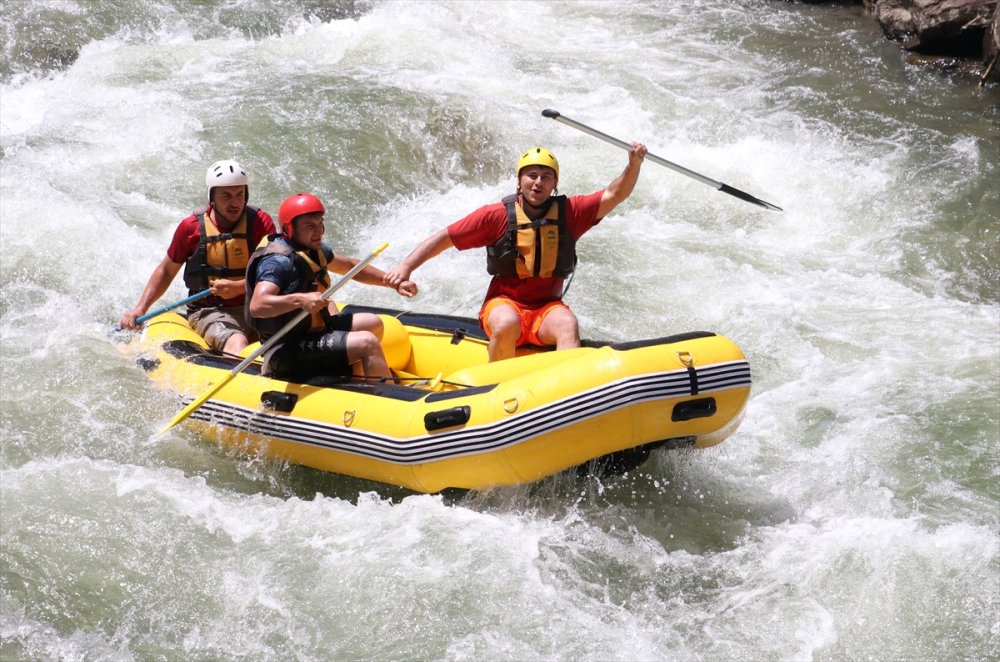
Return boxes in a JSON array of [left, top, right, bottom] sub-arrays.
[[137, 305, 752, 493]]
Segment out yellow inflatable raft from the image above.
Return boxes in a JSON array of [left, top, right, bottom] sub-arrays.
[[136, 305, 752, 493]]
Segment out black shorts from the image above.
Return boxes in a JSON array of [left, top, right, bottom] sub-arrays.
[[263, 313, 354, 382]]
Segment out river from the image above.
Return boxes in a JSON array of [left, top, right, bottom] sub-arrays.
[[1, 1, 997, 660]]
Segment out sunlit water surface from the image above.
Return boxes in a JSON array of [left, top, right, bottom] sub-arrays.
[[1, 1, 997, 660]]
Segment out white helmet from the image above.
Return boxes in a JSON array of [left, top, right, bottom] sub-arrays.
[[205, 159, 249, 201]]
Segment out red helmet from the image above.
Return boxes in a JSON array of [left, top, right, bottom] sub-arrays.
[[278, 193, 325, 239]]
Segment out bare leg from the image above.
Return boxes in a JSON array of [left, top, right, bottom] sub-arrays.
[[345, 330, 391, 378], [351, 312, 384, 340], [222, 333, 250, 354], [535, 305, 580, 350], [485, 303, 522, 362]]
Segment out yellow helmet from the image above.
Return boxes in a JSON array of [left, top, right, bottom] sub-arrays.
[[517, 147, 559, 179]]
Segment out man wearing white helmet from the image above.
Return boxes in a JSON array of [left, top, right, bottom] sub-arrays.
[[385, 143, 646, 362], [119, 160, 276, 353]]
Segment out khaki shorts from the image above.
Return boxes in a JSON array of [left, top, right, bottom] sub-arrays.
[[187, 306, 257, 351]]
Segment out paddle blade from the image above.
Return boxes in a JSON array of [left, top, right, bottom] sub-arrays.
[[158, 377, 229, 435], [718, 184, 783, 212]]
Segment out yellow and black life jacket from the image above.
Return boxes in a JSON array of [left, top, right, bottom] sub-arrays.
[[486, 194, 576, 279], [244, 235, 333, 341], [182, 205, 261, 292]]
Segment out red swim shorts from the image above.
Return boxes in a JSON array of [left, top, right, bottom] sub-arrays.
[[478, 297, 569, 347]]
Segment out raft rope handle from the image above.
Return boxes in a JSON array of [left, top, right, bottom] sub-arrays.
[[211, 350, 478, 390], [405, 327, 489, 343]]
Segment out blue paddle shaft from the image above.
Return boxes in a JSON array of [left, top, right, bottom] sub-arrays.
[[136, 289, 212, 324]]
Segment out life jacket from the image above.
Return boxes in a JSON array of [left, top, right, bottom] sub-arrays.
[[182, 205, 261, 293], [486, 194, 576, 279], [244, 235, 333, 341]]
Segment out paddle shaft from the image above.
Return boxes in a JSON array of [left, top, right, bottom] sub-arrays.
[[231, 243, 389, 375], [136, 289, 212, 324], [541, 109, 782, 211], [159, 242, 389, 435]]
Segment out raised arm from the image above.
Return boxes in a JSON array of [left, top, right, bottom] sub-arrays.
[[596, 141, 647, 219]]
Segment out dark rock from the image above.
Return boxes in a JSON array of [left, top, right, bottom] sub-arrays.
[[985, 6, 1000, 61], [853, 0, 999, 81], [913, 0, 994, 56], [868, 0, 994, 53], [868, 0, 918, 39]]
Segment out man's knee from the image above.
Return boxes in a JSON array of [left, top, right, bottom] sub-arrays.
[[347, 330, 382, 358], [539, 307, 580, 346], [487, 307, 520, 339], [556, 314, 579, 338], [360, 330, 381, 353], [222, 332, 250, 353]]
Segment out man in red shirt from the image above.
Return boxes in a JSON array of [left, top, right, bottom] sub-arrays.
[[385, 143, 646, 362], [119, 160, 276, 354]]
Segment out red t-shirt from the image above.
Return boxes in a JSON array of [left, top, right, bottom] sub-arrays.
[[166, 204, 276, 307], [447, 190, 604, 306]]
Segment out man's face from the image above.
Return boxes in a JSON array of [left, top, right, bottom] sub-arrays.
[[211, 185, 246, 224], [292, 212, 325, 250], [518, 166, 557, 207]]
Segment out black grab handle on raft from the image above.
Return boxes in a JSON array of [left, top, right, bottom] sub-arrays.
[[262, 391, 298, 413], [424, 406, 471, 431], [671, 397, 717, 422]]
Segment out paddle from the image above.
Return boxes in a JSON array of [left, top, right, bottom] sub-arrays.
[[541, 109, 782, 212], [158, 242, 389, 436], [135, 289, 212, 325], [110, 288, 213, 336]]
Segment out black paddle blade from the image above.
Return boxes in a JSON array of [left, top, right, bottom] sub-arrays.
[[718, 184, 783, 211]]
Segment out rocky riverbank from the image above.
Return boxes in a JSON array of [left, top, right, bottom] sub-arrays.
[[815, 0, 999, 84]]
